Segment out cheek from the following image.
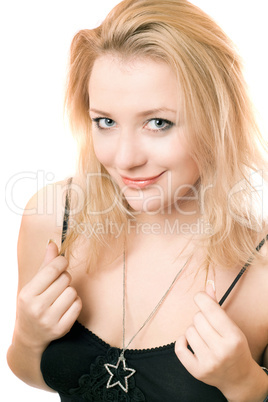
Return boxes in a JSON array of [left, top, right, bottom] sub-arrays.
[[92, 136, 114, 167], [185, 157, 199, 177], [170, 149, 199, 185]]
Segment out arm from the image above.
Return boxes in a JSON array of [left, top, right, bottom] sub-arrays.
[[6, 182, 82, 391]]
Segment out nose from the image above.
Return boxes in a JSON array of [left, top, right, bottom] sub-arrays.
[[114, 130, 147, 171]]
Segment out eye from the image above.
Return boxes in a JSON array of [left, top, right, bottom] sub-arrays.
[[145, 118, 174, 132], [92, 118, 116, 129]]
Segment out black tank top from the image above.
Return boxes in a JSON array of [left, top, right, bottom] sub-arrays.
[[41, 185, 268, 401]]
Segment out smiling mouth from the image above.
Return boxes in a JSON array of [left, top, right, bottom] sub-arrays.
[[121, 172, 165, 188]]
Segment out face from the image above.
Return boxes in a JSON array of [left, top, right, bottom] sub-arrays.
[[88, 55, 199, 216]]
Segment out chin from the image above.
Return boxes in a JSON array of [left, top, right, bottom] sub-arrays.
[[126, 199, 168, 215]]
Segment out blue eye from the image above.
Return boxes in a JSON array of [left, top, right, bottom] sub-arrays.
[[92, 117, 174, 132], [145, 119, 174, 131], [92, 118, 116, 129]]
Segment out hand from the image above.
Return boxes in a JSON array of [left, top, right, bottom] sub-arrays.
[[15, 240, 82, 352], [175, 280, 259, 400]]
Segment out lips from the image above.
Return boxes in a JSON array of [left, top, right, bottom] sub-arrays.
[[121, 172, 165, 189]]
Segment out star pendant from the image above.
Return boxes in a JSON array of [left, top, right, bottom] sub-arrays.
[[104, 355, 136, 393]]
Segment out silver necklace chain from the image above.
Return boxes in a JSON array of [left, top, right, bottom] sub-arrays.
[[120, 248, 192, 360]]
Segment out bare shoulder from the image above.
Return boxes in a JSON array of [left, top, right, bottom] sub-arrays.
[[17, 178, 71, 291]]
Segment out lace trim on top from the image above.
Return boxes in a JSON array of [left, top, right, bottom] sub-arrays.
[[68, 346, 146, 401]]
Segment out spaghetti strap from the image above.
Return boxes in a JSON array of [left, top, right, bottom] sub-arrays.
[[61, 177, 73, 246], [219, 234, 268, 306]]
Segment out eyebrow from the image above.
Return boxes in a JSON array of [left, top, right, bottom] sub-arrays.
[[89, 107, 177, 117]]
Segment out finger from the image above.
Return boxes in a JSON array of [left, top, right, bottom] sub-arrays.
[[185, 325, 210, 360], [175, 335, 197, 372], [40, 240, 59, 269], [193, 311, 221, 353], [50, 286, 79, 321], [38, 271, 72, 308], [194, 292, 237, 336], [206, 280, 217, 301], [26, 256, 69, 295], [57, 296, 82, 336]]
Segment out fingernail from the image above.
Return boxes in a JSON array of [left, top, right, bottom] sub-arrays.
[[206, 279, 215, 292], [46, 239, 56, 248]]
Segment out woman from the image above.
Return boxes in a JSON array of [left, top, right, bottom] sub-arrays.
[[7, 0, 268, 400]]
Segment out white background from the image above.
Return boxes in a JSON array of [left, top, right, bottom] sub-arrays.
[[1, 1, 267, 401]]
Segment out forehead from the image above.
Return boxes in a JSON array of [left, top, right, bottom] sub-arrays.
[[88, 55, 181, 113]]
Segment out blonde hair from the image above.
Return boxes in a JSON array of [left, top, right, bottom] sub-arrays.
[[63, 0, 268, 270]]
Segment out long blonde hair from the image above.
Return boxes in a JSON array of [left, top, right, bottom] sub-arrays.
[[63, 0, 267, 270]]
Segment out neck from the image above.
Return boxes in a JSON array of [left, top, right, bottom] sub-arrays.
[[131, 200, 208, 238]]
